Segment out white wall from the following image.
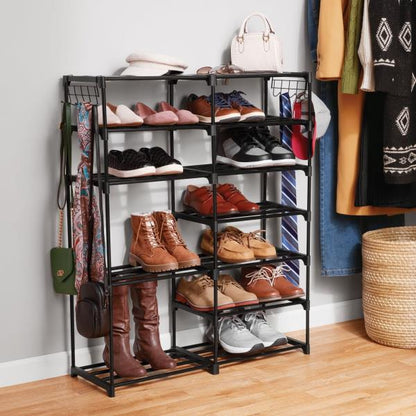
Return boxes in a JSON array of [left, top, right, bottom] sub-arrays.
[[0, 0, 361, 374]]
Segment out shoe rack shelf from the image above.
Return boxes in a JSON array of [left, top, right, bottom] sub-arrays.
[[63, 71, 312, 397]]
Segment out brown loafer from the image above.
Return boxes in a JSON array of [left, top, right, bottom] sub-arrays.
[[200, 229, 255, 263], [216, 183, 260, 213], [183, 185, 238, 216], [240, 266, 281, 301], [261, 265, 305, 299]]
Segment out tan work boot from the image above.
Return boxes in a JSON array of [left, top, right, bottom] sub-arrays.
[[223, 226, 277, 259], [153, 211, 201, 269], [218, 274, 259, 307], [200, 228, 255, 263], [176, 275, 235, 311], [129, 213, 178, 272]]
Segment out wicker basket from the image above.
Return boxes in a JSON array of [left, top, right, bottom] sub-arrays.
[[362, 226, 416, 349]]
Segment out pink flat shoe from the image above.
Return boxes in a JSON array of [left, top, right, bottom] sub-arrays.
[[134, 102, 178, 126], [158, 102, 199, 125]]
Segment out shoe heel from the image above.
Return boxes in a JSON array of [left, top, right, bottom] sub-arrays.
[[129, 253, 139, 267], [175, 292, 188, 305]]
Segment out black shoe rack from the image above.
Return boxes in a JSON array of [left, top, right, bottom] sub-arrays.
[[63, 71, 312, 397]]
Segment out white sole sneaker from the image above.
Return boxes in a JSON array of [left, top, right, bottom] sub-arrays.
[[197, 114, 241, 123], [219, 339, 264, 354], [217, 155, 274, 169], [268, 158, 297, 166], [155, 164, 184, 175], [108, 166, 156, 178], [239, 112, 266, 122]]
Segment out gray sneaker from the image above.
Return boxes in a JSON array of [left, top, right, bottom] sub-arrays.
[[206, 316, 264, 354], [242, 311, 288, 347]]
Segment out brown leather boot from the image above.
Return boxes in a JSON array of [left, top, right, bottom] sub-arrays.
[[131, 281, 176, 369], [129, 213, 178, 272], [153, 211, 201, 269], [103, 285, 147, 378]]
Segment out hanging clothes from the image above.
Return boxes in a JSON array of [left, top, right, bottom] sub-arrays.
[[369, 0, 416, 185], [308, 0, 404, 278], [341, 0, 364, 94], [317, 0, 408, 215], [73, 103, 105, 292], [356, 92, 416, 208]]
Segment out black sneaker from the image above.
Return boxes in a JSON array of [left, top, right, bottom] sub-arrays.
[[108, 149, 156, 178], [250, 126, 296, 166], [217, 127, 273, 168], [140, 147, 183, 175]]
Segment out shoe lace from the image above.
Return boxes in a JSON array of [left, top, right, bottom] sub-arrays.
[[136, 216, 163, 249], [159, 213, 186, 247], [194, 275, 214, 290], [219, 316, 247, 333], [245, 230, 268, 248], [244, 267, 274, 287], [233, 130, 263, 152], [218, 230, 245, 246], [206, 94, 232, 109], [244, 311, 268, 328], [217, 276, 243, 291], [269, 264, 291, 286], [228, 90, 255, 107]]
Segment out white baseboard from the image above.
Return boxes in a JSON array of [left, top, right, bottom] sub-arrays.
[[0, 298, 362, 388]]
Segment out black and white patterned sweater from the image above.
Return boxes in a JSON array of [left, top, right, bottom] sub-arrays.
[[369, 0, 416, 184]]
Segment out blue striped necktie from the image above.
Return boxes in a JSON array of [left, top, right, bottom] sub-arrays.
[[280, 93, 300, 285]]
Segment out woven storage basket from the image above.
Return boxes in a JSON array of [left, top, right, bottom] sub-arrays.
[[362, 226, 416, 349]]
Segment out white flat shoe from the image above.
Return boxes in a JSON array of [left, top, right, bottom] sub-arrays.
[[98, 105, 121, 127], [108, 103, 143, 127]]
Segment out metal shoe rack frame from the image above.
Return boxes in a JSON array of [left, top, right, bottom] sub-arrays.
[[63, 71, 312, 397]]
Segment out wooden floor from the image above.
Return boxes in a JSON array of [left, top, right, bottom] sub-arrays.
[[1, 319, 416, 416]]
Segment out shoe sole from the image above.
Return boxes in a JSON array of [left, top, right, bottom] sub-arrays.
[[177, 258, 201, 269], [175, 292, 235, 311], [254, 252, 277, 260], [232, 299, 259, 307], [258, 295, 283, 302], [200, 247, 255, 264], [155, 164, 183, 175], [262, 336, 288, 348], [219, 340, 264, 354], [109, 166, 156, 178], [239, 112, 266, 122], [268, 158, 297, 166], [217, 155, 275, 169], [129, 253, 178, 273], [197, 114, 241, 123]]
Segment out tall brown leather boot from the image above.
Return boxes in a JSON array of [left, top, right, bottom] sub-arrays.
[[131, 281, 176, 369], [129, 213, 178, 272], [103, 285, 147, 378]]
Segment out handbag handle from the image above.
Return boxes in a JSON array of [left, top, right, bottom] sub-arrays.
[[237, 12, 276, 42], [57, 102, 73, 248]]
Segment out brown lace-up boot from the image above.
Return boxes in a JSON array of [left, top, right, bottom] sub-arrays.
[[129, 213, 178, 272], [153, 211, 200, 269], [103, 285, 147, 378], [131, 281, 176, 369]]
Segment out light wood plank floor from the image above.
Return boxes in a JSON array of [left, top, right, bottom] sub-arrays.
[[1, 319, 416, 416]]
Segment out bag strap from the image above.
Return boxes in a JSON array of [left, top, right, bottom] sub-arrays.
[[57, 102, 73, 248], [237, 12, 275, 40], [87, 105, 95, 283]]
